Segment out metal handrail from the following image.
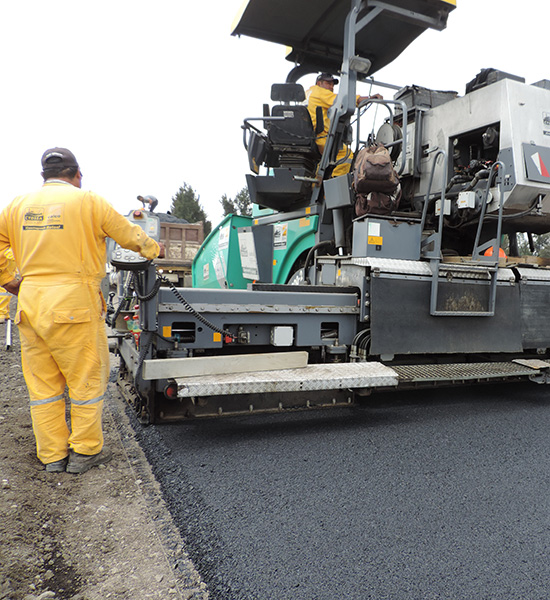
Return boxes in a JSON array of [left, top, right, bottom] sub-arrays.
[[355, 98, 408, 175], [427, 160, 507, 317], [242, 116, 286, 150], [471, 161, 506, 263], [420, 148, 447, 258]]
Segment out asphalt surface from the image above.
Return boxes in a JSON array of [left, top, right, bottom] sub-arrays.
[[134, 382, 550, 600]]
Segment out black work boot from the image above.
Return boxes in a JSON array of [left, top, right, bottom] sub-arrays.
[[45, 456, 69, 473], [66, 447, 112, 474]]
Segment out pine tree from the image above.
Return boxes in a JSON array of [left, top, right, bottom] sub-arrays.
[[220, 194, 237, 217], [234, 187, 252, 216], [219, 187, 252, 217], [513, 232, 550, 257], [171, 183, 212, 236]]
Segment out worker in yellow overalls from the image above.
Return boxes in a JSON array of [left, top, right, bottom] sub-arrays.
[[0, 147, 162, 474], [306, 73, 382, 177]]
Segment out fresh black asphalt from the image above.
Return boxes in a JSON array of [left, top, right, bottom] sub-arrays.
[[134, 382, 550, 599]]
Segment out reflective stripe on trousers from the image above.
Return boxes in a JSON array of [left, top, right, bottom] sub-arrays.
[[29, 395, 105, 464]]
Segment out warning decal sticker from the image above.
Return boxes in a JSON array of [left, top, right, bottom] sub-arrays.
[[523, 143, 550, 184]]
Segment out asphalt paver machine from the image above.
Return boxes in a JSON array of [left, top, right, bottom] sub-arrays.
[[111, 0, 550, 422]]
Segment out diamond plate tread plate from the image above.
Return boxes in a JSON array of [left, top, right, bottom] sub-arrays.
[[176, 362, 398, 398], [341, 257, 432, 276], [175, 359, 549, 398], [439, 266, 515, 282], [515, 267, 550, 282], [512, 358, 550, 370], [392, 361, 549, 383], [339, 257, 514, 281]]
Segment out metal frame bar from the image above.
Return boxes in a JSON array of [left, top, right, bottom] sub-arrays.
[[356, 98, 408, 175], [471, 161, 506, 261], [368, 0, 451, 31], [424, 160, 507, 317]]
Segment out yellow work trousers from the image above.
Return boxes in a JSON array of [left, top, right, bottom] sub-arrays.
[[0, 288, 11, 320], [17, 280, 109, 464], [316, 137, 354, 178]]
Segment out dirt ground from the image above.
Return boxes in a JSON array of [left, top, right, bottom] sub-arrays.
[[0, 315, 209, 600]]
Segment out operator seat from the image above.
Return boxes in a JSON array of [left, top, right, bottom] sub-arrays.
[[267, 83, 320, 170], [245, 83, 322, 211]]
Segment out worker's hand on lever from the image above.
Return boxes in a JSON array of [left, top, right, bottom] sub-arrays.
[[3, 278, 22, 296], [359, 93, 383, 103]]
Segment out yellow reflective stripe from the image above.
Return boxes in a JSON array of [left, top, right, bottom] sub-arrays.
[[70, 395, 104, 406], [30, 394, 64, 407]]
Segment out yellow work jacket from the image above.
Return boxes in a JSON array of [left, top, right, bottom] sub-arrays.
[[0, 181, 159, 287], [306, 85, 361, 141]]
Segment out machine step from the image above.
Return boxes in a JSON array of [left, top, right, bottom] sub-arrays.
[[175, 359, 550, 399], [392, 360, 549, 384], [176, 361, 398, 398]]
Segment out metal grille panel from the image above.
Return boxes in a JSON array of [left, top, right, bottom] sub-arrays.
[[392, 361, 547, 383]]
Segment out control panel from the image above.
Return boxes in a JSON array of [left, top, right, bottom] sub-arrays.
[[110, 209, 161, 271]]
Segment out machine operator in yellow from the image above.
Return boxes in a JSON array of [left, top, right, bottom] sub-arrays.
[[306, 72, 382, 177], [0, 148, 162, 474]]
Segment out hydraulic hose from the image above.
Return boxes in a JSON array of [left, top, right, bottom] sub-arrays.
[[304, 240, 335, 284]]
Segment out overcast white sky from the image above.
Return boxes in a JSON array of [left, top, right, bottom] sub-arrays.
[[0, 1, 547, 225]]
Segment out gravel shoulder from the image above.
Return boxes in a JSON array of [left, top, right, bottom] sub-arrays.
[[0, 320, 208, 600]]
